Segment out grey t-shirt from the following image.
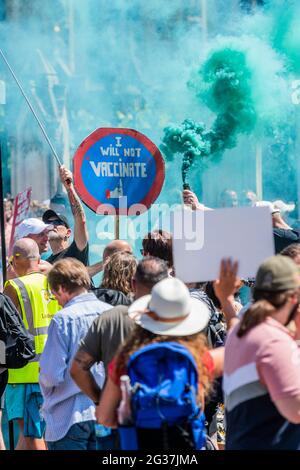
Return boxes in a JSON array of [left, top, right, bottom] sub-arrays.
[[79, 305, 135, 371]]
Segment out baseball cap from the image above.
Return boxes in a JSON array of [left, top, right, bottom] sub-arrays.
[[42, 209, 70, 229], [16, 218, 54, 239], [254, 201, 280, 215], [255, 255, 300, 292]]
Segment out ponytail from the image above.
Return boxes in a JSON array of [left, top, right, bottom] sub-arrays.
[[237, 289, 295, 338], [237, 300, 275, 337]]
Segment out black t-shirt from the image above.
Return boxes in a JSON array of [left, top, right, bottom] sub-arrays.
[[273, 228, 300, 254], [46, 240, 89, 266]]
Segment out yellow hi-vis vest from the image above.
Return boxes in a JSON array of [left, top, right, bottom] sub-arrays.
[[6, 272, 60, 384]]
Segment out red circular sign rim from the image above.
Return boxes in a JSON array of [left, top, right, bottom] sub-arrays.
[[73, 127, 165, 215]]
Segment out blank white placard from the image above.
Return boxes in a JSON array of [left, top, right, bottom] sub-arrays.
[[171, 206, 275, 282]]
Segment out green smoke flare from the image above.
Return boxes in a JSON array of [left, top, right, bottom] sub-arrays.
[[161, 35, 288, 187]]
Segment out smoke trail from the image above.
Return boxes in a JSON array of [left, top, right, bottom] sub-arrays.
[[0, 0, 206, 261], [161, 45, 256, 186], [161, 34, 290, 188], [269, 1, 300, 75]]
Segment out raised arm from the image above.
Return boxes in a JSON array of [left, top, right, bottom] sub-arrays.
[[87, 261, 104, 279], [209, 347, 225, 378], [213, 258, 240, 331], [182, 189, 212, 211], [59, 165, 88, 251]]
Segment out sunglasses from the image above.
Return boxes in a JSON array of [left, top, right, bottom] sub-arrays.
[[8, 253, 38, 267], [48, 219, 66, 227]]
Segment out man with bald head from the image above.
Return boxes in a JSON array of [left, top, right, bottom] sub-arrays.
[[4, 238, 59, 450], [8, 238, 40, 278], [103, 239, 132, 260], [87, 239, 132, 279]]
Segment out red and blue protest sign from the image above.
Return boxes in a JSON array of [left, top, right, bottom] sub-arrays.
[[73, 128, 165, 215]]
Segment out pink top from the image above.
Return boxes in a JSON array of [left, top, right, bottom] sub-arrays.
[[224, 317, 300, 402]]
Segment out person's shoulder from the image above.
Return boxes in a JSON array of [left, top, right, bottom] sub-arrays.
[[68, 239, 89, 254], [93, 288, 131, 307], [246, 319, 294, 351], [46, 250, 63, 264], [274, 227, 300, 239], [16, 272, 47, 287], [45, 253, 54, 263], [225, 321, 240, 343], [94, 305, 130, 325], [60, 242, 76, 257], [86, 292, 111, 310], [68, 239, 77, 250], [38, 259, 52, 274], [227, 320, 292, 350], [48, 242, 79, 262], [47, 310, 66, 329], [99, 304, 129, 319], [63, 240, 89, 265]]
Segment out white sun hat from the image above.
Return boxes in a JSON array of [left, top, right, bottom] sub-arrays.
[[128, 277, 210, 336]]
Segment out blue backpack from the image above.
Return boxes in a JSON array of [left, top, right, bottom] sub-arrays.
[[118, 342, 206, 450]]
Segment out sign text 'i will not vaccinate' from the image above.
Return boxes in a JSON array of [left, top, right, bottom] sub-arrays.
[[73, 128, 165, 215]]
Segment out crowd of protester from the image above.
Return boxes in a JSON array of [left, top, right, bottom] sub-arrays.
[[1, 170, 300, 451]]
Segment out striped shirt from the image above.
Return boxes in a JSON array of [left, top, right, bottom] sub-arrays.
[[224, 317, 300, 450], [39, 293, 110, 442]]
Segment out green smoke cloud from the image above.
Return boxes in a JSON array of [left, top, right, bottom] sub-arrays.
[[161, 33, 290, 187], [271, 1, 300, 74]]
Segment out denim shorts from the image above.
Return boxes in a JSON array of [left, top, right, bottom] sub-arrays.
[[5, 383, 45, 438], [47, 421, 96, 451], [5, 384, 25, 420]]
